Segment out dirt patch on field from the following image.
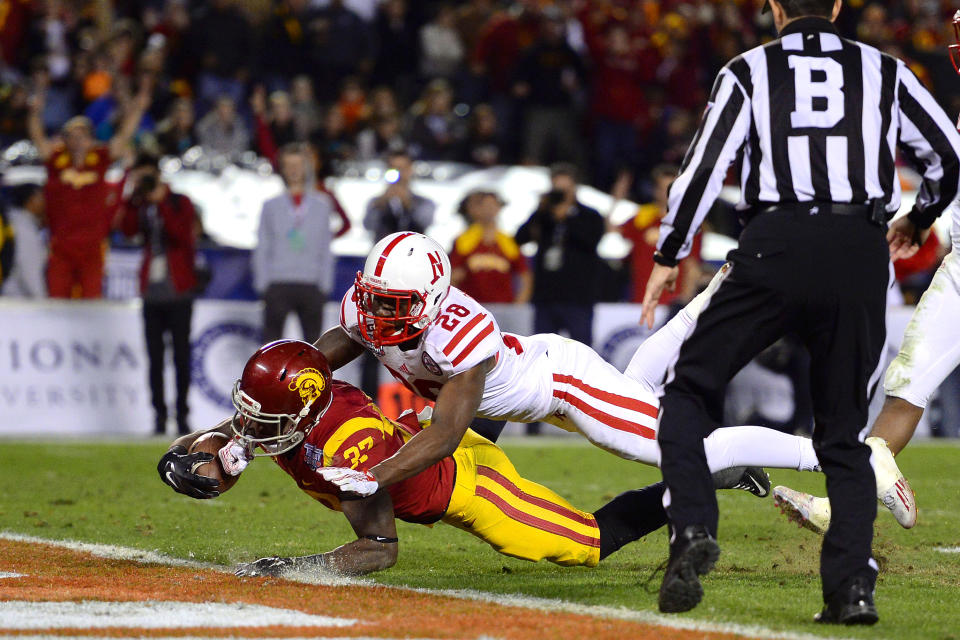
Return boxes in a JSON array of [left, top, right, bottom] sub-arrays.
[[0, 538, 756, 639]]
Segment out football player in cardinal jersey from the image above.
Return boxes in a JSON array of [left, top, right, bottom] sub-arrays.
[[160, 340, 752, 576], [314, 232, 823, 499], [773, 11, 960, 534]]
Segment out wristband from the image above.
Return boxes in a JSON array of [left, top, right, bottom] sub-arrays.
[[363, 534, 399, 544], [653, 251, 679, 268]]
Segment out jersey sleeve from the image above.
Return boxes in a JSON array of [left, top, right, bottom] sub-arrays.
[[426, 296, 503, 377], [322, 416, 392, 472]]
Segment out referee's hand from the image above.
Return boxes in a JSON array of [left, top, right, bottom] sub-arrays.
[[641, 264, 680, 329], [886, 217, 930, 261]]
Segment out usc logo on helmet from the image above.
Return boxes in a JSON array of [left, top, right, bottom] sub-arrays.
[[289, 368, 326, 407]]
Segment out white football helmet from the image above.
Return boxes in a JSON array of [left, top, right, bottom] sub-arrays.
[[354, 232, 451, 347]]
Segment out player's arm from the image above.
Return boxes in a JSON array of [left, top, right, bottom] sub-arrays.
[[322, 357, 494, 495], [157, 417, 235, 499], [235, 489, 399, 577], [313, 325, 365, 370]]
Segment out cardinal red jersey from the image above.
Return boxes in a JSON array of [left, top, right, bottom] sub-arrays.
[[44, 145, 114, 244], [271, 381, 455, 524]]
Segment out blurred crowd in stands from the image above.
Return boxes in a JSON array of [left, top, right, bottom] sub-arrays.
[[0, 0, 956, 307], [1, 0, 958, 436]]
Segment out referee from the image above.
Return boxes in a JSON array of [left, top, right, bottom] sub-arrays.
[[641, 0, 960, 624]]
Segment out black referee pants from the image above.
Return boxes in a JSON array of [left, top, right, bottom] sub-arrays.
[[657, 209, 888, 601]]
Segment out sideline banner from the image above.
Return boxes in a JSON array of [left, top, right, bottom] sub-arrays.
[[0, 300, 362, 436], [0, 300, 944, 436]]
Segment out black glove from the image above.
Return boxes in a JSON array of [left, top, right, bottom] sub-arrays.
[[235, 554, 327, 577], [157, 445, 220, 499]]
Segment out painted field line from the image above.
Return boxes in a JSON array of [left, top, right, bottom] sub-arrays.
[[934, 546, 960, 553], [1, 532, 850, 640], [0, 572, 24, 579], [0, 601, 356, 629], [0, 637, 420, 640]]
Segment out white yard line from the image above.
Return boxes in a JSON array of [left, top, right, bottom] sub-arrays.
[[0, 573, 24, 579], [0, 601, 356, 630], [934, 546, 960, 553], [0, 531, 854, 640]]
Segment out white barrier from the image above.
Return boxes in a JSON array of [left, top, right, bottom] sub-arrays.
[[0, 298, 937, 436]]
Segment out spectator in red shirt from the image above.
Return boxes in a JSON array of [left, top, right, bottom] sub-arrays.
[[608, 166, 702, 306], [27, 82, 150, 298], [450, 190, 532, 304]]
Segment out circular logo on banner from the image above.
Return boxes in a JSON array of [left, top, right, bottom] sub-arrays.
[[599, 325, 655, 373], [191, 323, 262, 409]]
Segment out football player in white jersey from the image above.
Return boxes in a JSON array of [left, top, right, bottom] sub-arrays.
[[773, 13, 960, 534], [313, 232, 822, 498]]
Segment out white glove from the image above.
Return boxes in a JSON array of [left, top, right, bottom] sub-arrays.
[[218, 439, 252, 476], [318, 466, 379, 497]]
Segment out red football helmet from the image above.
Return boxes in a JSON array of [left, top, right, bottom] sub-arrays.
[[231, 340, 333, 457], [950, 10, 960, 75], [354, 232, 451, 348]]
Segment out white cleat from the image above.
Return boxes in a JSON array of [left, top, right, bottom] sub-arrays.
[[866, 436, 917, 529], [773, 486, 832, 535]]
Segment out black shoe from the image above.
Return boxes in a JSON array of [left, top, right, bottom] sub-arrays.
[[711, 466, 770, 498], [658, 525, 721, 613], [815, 577, 879, 625]]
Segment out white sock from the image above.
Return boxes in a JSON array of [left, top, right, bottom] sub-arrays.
[[703, 426, 820, 472]]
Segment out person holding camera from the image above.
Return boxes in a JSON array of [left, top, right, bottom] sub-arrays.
[[515, 163, 605, 345], [363, 149, 436, 241], [121, 154, 202, 436]]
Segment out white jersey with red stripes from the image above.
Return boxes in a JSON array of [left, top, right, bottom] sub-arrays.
[[340, 285, 664, 462], [340, 285, 555, 423]]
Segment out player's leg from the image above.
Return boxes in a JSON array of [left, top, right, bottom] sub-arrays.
[[702, 426, 820, 473], [877, 251, 960, 453], [624, 264, 731, 391], [547, 337, 662, 465], [777, 251, 960, 532], [442, 432, 602, 567]]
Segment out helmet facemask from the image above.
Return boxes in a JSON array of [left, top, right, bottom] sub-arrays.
[[354, 271, 430, 348], [230, 381, 331, 457]]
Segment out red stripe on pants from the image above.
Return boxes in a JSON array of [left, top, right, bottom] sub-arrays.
[[477, 465, 595, 528], [475, 486, 600, 548], [552, 388, 656, 440]]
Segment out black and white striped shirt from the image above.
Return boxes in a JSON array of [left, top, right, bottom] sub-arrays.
[[657, 17, 960, 263]]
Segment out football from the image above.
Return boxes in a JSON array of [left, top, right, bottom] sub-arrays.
[[188, 432, 240, 493]]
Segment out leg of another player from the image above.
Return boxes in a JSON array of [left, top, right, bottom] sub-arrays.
[[869, 396, 924, 455], [702, 426, 820, 473], [595, 483, 667, 560]]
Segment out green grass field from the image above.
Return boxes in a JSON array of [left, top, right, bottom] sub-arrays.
[[1, 436, 958, 639]]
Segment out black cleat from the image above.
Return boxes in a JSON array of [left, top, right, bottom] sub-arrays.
[[711, 466, 770, 498], [815, 577, 879, 626], [658, 525, 721, 614]]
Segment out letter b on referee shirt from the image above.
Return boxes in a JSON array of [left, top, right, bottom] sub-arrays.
[[788, 56, 845, 129]]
